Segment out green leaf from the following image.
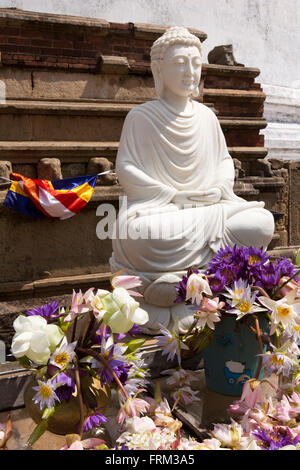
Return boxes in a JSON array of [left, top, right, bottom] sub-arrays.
[[42, 406, 56, 420], [27, 420, 48, 447], [57, 317, 71, 333], [296, 249, 300, 267], [125, 339, 146, 354]]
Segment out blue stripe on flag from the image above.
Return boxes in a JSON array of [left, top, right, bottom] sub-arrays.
[[51, 175, 98, 191], [4, 189, 45, 218]]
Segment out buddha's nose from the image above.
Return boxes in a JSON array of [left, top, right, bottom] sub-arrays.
[[185, 60, 193, 75]]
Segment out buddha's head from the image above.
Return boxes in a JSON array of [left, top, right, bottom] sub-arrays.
[[150, 26, 202, 99]]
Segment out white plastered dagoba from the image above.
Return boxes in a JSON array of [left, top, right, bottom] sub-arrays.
[[110, 27, 275, 334]]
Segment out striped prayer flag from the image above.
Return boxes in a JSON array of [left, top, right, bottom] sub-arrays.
[[4, 172, 99, 220]]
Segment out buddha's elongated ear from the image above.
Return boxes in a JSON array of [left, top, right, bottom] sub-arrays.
[[151, 60, 164, 97], [192, 86, 200, 98]]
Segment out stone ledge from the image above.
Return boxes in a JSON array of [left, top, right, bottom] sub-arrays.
[[133, 22, 207, 42], [0, 8, 110, 32], [241, 176, 286, 189], [203, 88, 266, 101], [203, 63, 260, 78], [0, 272, 111, 300], [0, 141, 119, 163], [0, 99, 268, 130], [96, 55, 129, 75], [0, 142, 268, 165]]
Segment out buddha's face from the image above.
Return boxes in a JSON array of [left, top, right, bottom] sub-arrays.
[[160, 44, 202, 98]]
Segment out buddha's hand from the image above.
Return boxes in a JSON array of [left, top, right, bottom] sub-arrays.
[[172, 188, 221, 208]]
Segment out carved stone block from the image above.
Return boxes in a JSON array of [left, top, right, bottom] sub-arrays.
[[37, 158, 62, 180], [208, 45, 244, 67], [87, 157, 116, 186], [0, 160, 12, 180]]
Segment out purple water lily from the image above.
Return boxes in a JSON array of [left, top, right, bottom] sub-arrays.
[[26, 301, 60, 321], [83, 411, 108, 432], [52, 372, 76, 403], [91, 343, 131, 387], [252, 427, 299, 450]]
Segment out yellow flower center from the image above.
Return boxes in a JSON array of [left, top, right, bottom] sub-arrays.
[[294, 325, 300, 332], [233, 289, 243, 299], [248, 255, 261, 265], [238, 301, 251, 313], [54, 352, 69, 366], [277, 306, 291, 317], [270, 355, 284, 366], [40, 385, 53, 399]]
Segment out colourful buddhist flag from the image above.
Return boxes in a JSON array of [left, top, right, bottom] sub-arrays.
[[3, 172, 100, 220]]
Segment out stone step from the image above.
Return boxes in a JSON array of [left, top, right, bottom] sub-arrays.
[[1, 64, 263, 103], [203, 88, 265, 118], [203, 64, 261, 90], [0, 99, 267, 146], [0, 141, 268, 165]]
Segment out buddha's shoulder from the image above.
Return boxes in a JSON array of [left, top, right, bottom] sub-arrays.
[[193, 101, 218, 119], [127, 101, 159, 117]]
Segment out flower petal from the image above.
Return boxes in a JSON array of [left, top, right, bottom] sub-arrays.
[[30, 331, 50, 353], [107, 310, 133, 334], [130, 307, 149, 326], [46, 324, 65, 352], [11, 332, 32, 357]]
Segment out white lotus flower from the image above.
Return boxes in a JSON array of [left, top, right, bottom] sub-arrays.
[[224, 279, 252, 305], [126, 416, 156, 434], [211, 420, 250, 449], [185, 273, 212, 305], [258, 290, 300, 334], [11, 315, 64, 365], [102, 287, 149, 333]]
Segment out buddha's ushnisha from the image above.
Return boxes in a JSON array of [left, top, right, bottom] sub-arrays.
[[110, 27, 274, 333]]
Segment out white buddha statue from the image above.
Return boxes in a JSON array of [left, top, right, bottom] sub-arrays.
[[110, 27, 274, 333]]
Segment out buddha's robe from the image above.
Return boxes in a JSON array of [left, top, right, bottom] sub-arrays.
[[110, 99, 274, 288]]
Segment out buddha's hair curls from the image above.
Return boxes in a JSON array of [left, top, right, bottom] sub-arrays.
[[150, 26, 202, 63]]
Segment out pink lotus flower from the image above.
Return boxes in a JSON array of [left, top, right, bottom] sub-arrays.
[[195, 297, 225, 329], [64, 289, 91, 322], [172, 386, 201, 408], [277, 277, 300, 299], [240, 379, 265, 409], [111, 269, 143, 297], [117, 395, 150, 427], [274, 392, 300, 423]]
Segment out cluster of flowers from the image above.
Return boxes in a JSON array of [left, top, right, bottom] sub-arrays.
[[58, 373, 300, 450], [150, 245, 300, 443], [7, 245, 300, 450], [189, 371, 300, 451], [174, 245, 300, 348], [10, 271, 152, 445]]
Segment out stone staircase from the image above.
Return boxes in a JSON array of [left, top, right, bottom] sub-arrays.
[[0, 8, 292, 312]]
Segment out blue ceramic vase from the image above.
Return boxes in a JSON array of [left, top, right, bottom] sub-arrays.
[[202, 314, 268, 396]]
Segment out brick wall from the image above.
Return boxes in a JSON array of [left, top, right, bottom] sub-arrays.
[[0, 8, 206, 72]]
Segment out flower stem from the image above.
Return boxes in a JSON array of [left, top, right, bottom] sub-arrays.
[[253, 315, 264, 380], [182, 319, 198, 341], [71, 316, 78, 343], [78, 311, 94, 348], [73, 355, 85, 439], [77, 347, 129, 401], [252, 285, 271, 298]]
